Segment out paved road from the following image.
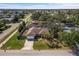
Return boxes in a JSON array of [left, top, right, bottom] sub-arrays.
[[0, 50, 76, 56], [0, 23, 19, 43], [0, 29, 18, 48]]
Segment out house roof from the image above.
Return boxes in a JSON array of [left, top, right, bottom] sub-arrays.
[[23, 27, 48, 36]]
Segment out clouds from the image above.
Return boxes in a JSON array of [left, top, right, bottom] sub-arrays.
[[0, 3, 79, 9]]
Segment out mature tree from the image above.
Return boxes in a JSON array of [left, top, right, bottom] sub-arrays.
[[31, 12, 41, 20], [74, 14, 79, 25], [0, 20, 6, 28], [46, 16, 63, 39], [39, 13, 51, 21], [2, 10, 9, 14], [19, 13, 25, 19], [18, 24, 23, 32], [18, 21, 26, 33], [59, 30, 79, 48], [42, 32, 51, 39], [22, 21, 26, 27], [12, 15, 19, 23], [66, 15, 75, 23]]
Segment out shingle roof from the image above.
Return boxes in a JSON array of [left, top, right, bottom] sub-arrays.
[[23, 27, 48, 36]]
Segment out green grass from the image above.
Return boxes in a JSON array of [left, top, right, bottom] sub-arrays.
[[1, 32, 25, 50], [33, 38, 50, 50]]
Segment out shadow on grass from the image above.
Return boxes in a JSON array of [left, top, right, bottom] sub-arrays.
[[17, 36, 27, 40], [70, 49, 79, 56]]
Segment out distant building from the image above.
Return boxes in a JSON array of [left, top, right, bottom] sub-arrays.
[[0, 13, 15, 22]]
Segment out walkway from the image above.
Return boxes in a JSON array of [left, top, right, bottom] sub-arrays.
[[21, 40, 33, 50]]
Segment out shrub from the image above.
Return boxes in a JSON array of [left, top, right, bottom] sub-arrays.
[[42, 32, 51, 39]]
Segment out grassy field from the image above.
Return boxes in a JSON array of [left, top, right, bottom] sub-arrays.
[[1, 32, 25, 50], [33, 38, 50, 50]]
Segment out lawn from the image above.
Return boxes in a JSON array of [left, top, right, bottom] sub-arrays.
[[33, 38, 50, 50], [1, 32, 25, 50], [33, 38, 70, 50]]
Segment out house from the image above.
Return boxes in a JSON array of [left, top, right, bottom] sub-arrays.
[[23, 27, 48, 41], [29, 20, 47, 28], [0, 14, 15, 23], [63, 23, 79, 33]]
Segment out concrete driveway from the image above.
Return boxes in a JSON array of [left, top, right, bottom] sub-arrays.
[[21, 40, 33, 50]]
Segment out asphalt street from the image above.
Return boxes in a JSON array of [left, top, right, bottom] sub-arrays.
[[0, 23, 19, 43], [0, 50, 76, 56]]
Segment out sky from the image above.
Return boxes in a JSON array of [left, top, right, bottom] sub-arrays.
[[0, 3, 79, 9]]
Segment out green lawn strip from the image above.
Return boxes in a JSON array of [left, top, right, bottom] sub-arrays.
[[33, 38, 50, 50], [0, 26, 18, 43], [1, 32, 25, 50]]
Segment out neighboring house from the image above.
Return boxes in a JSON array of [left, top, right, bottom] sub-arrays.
[[0, 13, 4, 19], [23, 27, 48, 41], [63, 26, 79, 33], [0, 14, 15, 23]]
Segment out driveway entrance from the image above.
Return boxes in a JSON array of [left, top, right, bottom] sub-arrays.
[[21, 40, 33, 50]]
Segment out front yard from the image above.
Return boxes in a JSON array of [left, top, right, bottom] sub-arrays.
[[33, 38, 70, 50], [33, 38, 50, 50], [1, 32, 25, 50]]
